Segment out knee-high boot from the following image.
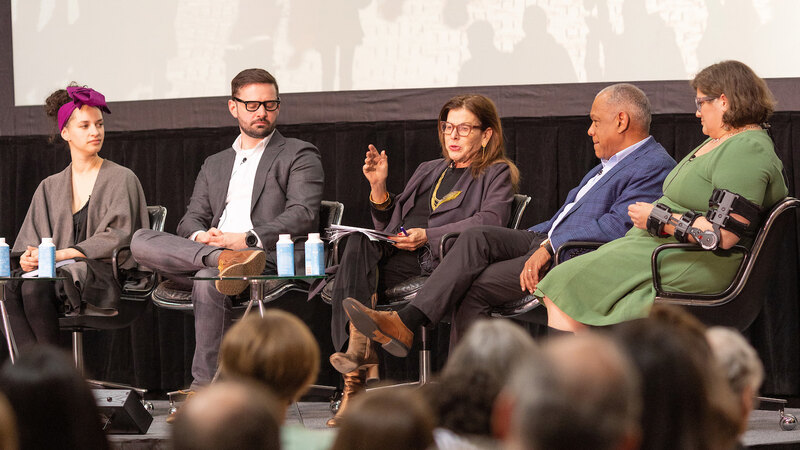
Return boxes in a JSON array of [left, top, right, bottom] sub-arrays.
[[329, 323, 379, 381], [326, 368, 367, 428]]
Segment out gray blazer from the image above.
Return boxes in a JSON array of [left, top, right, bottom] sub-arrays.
[[177, 130, 324, 249]]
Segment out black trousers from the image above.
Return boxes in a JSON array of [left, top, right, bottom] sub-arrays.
[[4, 280, 61, 349], [330, 233, 426, 350], [410, 225, 546, 345]]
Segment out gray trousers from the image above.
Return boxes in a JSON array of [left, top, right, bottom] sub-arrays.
[[410, 226, 545, 345], [130, 229, 276, 386]]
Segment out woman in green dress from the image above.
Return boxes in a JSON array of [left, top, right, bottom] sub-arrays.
[[535, 60, 788, 332]]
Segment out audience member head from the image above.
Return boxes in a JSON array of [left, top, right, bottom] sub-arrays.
[[219, 311, 320, 412], [691, 60, 775, 128], [429, 319, 537, 437], [172, 379, 282, 450], [331, 388, 435, 450], [610, 317, 741, 450], [496, 332, 641, 450], [707, 326, 764, 434], [0, 345, 109, 450], [589, 83, 652, 160], [0, 392, 18, 450], [437, 93, 520, 189]]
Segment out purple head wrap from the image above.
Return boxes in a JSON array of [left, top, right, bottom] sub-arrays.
[[57, 86, 111, 131]]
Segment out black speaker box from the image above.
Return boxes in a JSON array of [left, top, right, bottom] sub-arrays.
[[92, 389, 153, 434]]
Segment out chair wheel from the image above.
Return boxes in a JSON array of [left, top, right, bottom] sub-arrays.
[[780, 413, 797, 431], [142, 401, 154, 413], [330, 399, 341, 413]]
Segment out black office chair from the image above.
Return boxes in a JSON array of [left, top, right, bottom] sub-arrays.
[[59, 205, 167, 399], [374, 193, 532, 388], [150, 201, 344, 411], [652, 197, 800, 431], [152, 200, 345, 312]]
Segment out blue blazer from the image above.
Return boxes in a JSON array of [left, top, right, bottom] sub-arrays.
[[530, 136, 676, 251]]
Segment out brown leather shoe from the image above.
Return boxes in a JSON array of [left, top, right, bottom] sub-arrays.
[[343, 297, 414, 357], [215, 249, 267, 296], [326, 368, 367, 427]]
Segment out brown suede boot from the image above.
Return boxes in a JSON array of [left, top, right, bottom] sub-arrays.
[[326, 368, 367, 427], [215, 249, 267, 296], [329, 323, 379, 376]]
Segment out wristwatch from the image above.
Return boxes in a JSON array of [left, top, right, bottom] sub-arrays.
[[245, 231, 259, 248], [540, 238, 554, 256]]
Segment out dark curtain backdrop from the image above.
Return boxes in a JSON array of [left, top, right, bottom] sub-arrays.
[[1, 112, 798, 395]]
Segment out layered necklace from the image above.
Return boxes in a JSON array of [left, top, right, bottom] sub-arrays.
[[430, 165, 463, 211]]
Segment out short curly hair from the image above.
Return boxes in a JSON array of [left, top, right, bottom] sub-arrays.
[[691, 60, 775, 128]]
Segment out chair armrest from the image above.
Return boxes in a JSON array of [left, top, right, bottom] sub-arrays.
[[111, 245, 131, 285], [651, 242, 748, 299], [553, 241, 604, 266], [439, 232, 461, 258]]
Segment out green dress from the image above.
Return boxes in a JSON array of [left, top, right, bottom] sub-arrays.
[[535, 129, 788, 325]]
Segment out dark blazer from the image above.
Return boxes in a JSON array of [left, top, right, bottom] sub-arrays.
[[530, 136, 676, 251], [177, 130, 324, 249], [373, 159, 513, 264]]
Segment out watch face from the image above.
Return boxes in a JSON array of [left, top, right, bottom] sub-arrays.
[[246, 233, 257, 247]]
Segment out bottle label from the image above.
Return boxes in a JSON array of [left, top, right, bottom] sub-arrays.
[[0, 246, 9, 277], [305, 241, 325, 276], [39, 244, 56, 278], [276, 242, 295, 277]]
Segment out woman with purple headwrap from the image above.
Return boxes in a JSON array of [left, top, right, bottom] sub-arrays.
[[6, 83, 149, 349]]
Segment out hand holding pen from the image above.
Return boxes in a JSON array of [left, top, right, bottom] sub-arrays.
[[390, 227, 427, 251]]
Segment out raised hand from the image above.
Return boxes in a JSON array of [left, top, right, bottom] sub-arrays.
[[363, 144, 389, 201]]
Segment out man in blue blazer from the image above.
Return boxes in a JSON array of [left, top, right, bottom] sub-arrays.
[[344, 83, 676, 353]]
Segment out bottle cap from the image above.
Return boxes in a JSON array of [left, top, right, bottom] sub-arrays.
[[42, 237, 53, 244], [278, 234, 292, 241], [307, 232, 321, 241], [0, 238, 5, 245]]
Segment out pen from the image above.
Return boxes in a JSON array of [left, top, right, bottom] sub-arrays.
[[399, 226, 410, 236]]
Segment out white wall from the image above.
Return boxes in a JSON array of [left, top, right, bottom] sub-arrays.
[[11, 0, 800, 106]]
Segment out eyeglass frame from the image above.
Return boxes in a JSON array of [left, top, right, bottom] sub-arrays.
[[695, 95, 717, 112], [232, 96, 281, 112], [439, 121, 483, 137]]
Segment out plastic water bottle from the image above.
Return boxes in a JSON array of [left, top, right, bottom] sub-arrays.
[[276, 234, 295, 277], [0, 238, 9, 277], [38, 238, 56, 278], [304, 233, 325, 276]]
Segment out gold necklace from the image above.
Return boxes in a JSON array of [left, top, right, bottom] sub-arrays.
[[710, 125, 761, 144], [430, 166, 462, 211]]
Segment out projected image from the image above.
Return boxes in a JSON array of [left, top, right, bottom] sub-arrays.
[[11, 0, 797, 105]]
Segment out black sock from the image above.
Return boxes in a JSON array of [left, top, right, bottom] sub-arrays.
[[397, 305, 428, 330]]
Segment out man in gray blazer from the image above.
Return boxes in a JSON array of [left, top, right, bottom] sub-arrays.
[[131, 69, 324, 386]]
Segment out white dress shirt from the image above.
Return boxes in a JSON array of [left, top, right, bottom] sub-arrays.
[[191, 131, 274, 247]]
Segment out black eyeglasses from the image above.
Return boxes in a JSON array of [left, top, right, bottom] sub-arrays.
[[439, 121, 482, 137], [232, 97, 281, 112]]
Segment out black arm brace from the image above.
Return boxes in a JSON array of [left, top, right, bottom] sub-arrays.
[[646, 189, 761, 250]]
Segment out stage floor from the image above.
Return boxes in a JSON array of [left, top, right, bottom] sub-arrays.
[[107, 400, 800, 449]]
